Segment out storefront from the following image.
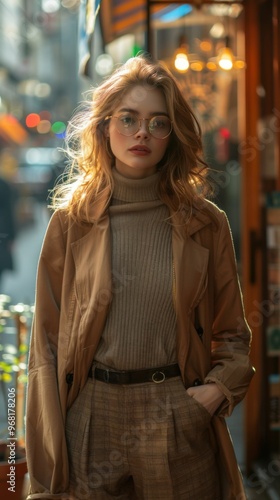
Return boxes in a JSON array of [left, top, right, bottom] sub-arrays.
[[242, 0, 280, 474]]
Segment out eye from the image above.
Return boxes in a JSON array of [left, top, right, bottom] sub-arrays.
[[118, 113, 137, 128], [151, 116, 169, 129]]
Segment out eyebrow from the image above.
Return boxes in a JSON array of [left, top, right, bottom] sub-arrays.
[[117, 107, 169, 117]]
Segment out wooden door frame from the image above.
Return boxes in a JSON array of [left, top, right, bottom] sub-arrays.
[[242, 0, 263, 473], [273, 0, 280, 190]]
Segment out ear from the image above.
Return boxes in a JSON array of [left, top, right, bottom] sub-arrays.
[[104, 124, 110, 138]]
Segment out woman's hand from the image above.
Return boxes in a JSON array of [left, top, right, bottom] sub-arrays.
[[186, 383, 225, 416]]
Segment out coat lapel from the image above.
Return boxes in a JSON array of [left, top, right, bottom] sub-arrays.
[[71, 185, 112, 346], [172, 211, 210, 384], [71, 215, 112, 320], [70, 213, 112, 390]]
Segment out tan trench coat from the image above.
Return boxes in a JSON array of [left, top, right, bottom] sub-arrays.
[[26, 196, 255, 500]]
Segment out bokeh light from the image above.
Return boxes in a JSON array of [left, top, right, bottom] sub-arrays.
[[37, 120, 52, 134], [39, 110, 52, 121], [26, 113, 40, 128], [34, 82, 51, 98], [61, 0, 80, 9], [55, 131, 66, 139], [42, 0, 60, 14], [51, 121, 66, 134]]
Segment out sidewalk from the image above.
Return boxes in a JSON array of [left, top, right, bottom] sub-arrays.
[[1, 202, 50, 305]]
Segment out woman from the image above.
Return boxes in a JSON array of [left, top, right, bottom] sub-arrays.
[[26, 55, 254, 499]]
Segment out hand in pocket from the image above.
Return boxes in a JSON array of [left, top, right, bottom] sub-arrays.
[[186, 383, 225, 416]]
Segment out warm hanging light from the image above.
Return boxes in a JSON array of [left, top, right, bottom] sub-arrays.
[[217, 46, 234, 70], [173, 35, 190, 73], [172, 33, 245, 74], [207, 35, 246, 72], [190, 60, 204, 72], [174, 49, 189, 72], [216, 46, 246, 71], [173, 37, 206, 73]]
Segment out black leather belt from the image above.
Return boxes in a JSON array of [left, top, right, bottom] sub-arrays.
[[90, 363, 181, 385]]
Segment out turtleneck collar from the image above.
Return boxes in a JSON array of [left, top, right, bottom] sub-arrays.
[[112, 168, 160, 203]]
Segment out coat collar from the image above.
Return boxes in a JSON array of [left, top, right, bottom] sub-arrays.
[[86, 186, 111, 224], [170, 203, 216, 238]]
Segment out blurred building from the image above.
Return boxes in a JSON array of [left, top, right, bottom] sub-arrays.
[[0, 0, 83, 224], [0, 0, 82, 145]]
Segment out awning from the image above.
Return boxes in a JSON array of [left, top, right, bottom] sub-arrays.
[[78, 0, 193, 74], [100, 0, 193, 44], [100, 0, 147, 44]]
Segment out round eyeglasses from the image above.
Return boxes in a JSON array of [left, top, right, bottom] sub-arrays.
[[107, 113, 173, 139]]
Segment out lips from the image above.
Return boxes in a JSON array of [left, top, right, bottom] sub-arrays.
[[128, 145, 151, 153]]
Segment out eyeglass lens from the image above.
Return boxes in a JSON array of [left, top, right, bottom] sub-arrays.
[[115, 113, 172, 139]]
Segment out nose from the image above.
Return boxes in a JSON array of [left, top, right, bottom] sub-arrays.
[[136, 118, 149, 137]]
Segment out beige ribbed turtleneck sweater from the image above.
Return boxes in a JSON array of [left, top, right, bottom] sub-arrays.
[[93, 168, 177, 370]]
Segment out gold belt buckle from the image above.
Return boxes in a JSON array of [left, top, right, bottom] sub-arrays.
[[152, 371, 166, 383]]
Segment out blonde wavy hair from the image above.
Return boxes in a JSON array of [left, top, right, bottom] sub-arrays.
[[51, 54, 212, 223]]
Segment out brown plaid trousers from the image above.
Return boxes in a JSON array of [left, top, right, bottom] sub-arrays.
[[65, 373, 220, 499]]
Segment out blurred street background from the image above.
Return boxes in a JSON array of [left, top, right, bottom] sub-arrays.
[[1, 201, 48, 305], [0, 0, 82, 300]]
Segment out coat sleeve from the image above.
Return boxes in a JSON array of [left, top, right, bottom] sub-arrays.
[[204, 212, 255, 417], [25, 211, 70, 499]]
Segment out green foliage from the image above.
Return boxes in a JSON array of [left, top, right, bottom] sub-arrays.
[[0, 295, 33, 383]]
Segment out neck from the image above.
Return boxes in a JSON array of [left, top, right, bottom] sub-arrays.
[[111, 168, 160, 203]]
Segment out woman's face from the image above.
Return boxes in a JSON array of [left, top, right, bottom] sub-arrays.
[[107, 85, 171, 179]]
